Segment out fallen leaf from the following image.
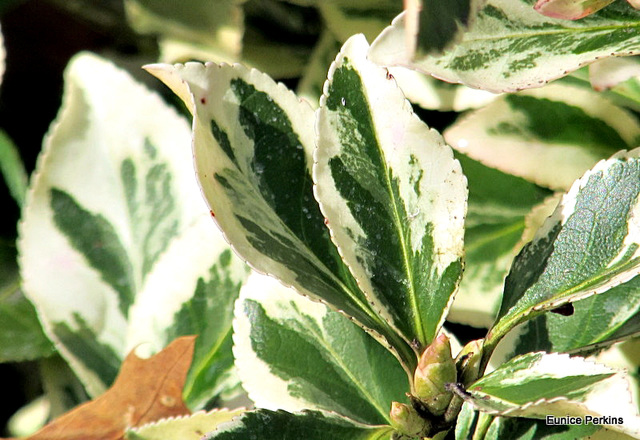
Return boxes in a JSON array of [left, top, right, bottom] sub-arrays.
[[4, 336, 195, 440]]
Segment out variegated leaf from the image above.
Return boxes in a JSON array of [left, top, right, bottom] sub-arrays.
[[458, 352, 640, 437], [534, 0, 616, 20], [448, 154, 550, 328], [589, 56, 640, 91], [488, 150, 640, 350], [389, 67, 497, 112], [126, 214, 250, 409], [18, 53, 240, 398], [444, 83, 640, 190], [503, 276, 640, 358], [125, 409, 244, 440], [483, 416, 601, 440], [203, 409, 394, 440], [315, 34, 467, 349], [370, 0, 640, 93], [405, 0, 486, 56], [146, 61, 416, 370], [484, 196, 640, 362], [233, 272, 408, 425]]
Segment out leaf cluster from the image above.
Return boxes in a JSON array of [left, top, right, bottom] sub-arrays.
[[2, 1, 640, 440]]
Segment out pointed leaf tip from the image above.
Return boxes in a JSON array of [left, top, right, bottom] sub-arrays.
[[316, 34, 467, 349]]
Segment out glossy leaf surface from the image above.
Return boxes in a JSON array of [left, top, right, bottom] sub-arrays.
[[233, 273, 408, 425], [461, 352, 640, 437], [147, 58, 416, 370], [489, 150, 640, 346], [316, 34, 467, 348]]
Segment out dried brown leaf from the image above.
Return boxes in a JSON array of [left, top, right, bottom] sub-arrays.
[[4, 336, 195, 440]]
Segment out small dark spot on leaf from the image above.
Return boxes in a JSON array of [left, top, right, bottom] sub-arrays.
[[550, 303, 574, 316], [385, 68, 394, 80]]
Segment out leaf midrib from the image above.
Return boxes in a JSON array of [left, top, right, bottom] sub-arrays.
[[461, 22, 640, 46], [370, 118, 424, 344], [301, 313, 394, 424], [490, 251, 640, 349]]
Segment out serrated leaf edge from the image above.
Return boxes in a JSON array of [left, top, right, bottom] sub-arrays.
[[126, 407, 247, 433], [147, 60, 416, 375], [370, 9, 640, 94], [467, 352, 640, 436], [314, 33, 467, 350]]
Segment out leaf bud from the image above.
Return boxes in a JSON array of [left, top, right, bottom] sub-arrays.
[[390, 401, 430, 438], [413, 333, 456, 416]]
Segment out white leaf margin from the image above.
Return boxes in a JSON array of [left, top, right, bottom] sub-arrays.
[[232, 272, 330, 413], [444, 82, 640, 191], [369, 3, 640, 94], [467, 352, 640, 437], [18, 52, 207, 396], [125, 408, 245, 440], [314, 34, 468, 343]]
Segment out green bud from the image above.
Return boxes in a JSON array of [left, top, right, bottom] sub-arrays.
[[390, 402, 430, 438], [456, 339, 483, 385], [413, 333, 456, 416]]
